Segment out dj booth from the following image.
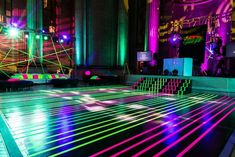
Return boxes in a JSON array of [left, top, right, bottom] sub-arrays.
[[163, 58, 193, 76]]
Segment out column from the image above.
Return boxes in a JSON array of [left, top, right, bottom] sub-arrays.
[[232, 0, 235, 41], [27, 0, 36, 59], [36, 0, 43, 63], [144, 0, 149, 51], [74, 0, 86, 65], [148, 0, 160, 65], [117, 0, 128, 66], [27, 0, 43, 62]]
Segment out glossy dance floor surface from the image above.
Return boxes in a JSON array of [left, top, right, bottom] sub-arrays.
[[0, 85, 234, 157], [0, 134, 9, 157]]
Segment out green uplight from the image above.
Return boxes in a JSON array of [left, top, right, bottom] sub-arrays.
[[117, 1, 128, 66]]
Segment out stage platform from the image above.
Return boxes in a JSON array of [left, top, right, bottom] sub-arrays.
[[125, 74, 235, 94], [0, 85, 234, 156]]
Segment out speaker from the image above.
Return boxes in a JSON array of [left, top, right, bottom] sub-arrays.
[[163, 58, 193, 76]]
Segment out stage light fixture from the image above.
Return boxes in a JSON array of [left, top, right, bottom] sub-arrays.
[[59, 39, 64, 43], [8, 27, 19, 38], [24, 31, 29, 39], [62, 35, 68, 39], [169, 33, 181, 46], [36, 35, 40, 39], [43, 36, 49, 40], [12, 23, 18, 27]]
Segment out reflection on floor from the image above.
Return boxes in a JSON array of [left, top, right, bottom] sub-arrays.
[[0, 134, 9, 157], [0, 85, 234, 157]]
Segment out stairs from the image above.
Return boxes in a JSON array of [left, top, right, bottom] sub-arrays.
[[132, 77, 192, 95]]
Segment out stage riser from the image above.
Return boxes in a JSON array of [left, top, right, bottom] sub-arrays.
[[132, 77, 192, 95], [10, 73, 70, 84], [126, 75, 235, 93]]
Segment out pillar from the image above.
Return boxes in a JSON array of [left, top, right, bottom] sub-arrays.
[[232, 0, 235, 41], [148, 0, 160, 66], [36, 0, 43, 63], [144, 0, 149, 51], [74, 0, 86, 66], [27, 0, 36, 59], [27, 0, 43, 62], [117, 0, 128, 66]]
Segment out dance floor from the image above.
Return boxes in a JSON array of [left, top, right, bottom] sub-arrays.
[[0, 133, 8, 157], [0, 85, 234, 157]]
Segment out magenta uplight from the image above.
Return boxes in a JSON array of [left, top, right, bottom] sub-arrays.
[[148, 0, 160, 54], [85, 70, 91, 76]]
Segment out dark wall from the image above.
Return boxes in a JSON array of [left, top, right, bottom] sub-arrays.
[[0, 0, 4, 16], [86, 0, 118, 66], [128, 0, 146, 73], [43, 0, 57, 30], [12, 0, 27, 28]]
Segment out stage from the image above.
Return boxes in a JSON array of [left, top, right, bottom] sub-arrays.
[[126, 74, 235, 94], [0, 85, 234, 156]]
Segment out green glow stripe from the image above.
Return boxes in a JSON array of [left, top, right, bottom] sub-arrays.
[[5, 93, 146, 131], [28, 94, 216, 156], [0, 48, 12, 65], [48, 95, 218, 157], [1, 86, 128, 103], [10, 93, 204, 136], [2, 90, 131, 109], [0, 41, 71, 70], [50, 36, 64, 72], [11, 92, 200, 134], [13, 97, 170, 139], [59, 43, 73, 61], [2, 89, 138, 113], [5, 91, 149, 130], [0, 85, 127, 98], [12, 92, 174, 135], [13, 93, 200, 141], [3, 91, 144, 118], [0, 70, 10, 78]]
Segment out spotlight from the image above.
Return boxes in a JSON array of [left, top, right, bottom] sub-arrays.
[[43, 36, 49, 40], [12, 23, 18, 27], [8, 28, 19, 38], [36, 35, 40, 39], [62, 35, 68, 39], [24, 31, 30, 39], [169, 33, 181, 45], [59, 39, 64, 43]]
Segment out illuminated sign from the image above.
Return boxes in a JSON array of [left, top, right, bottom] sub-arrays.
[[183, 35, 204, 45]]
